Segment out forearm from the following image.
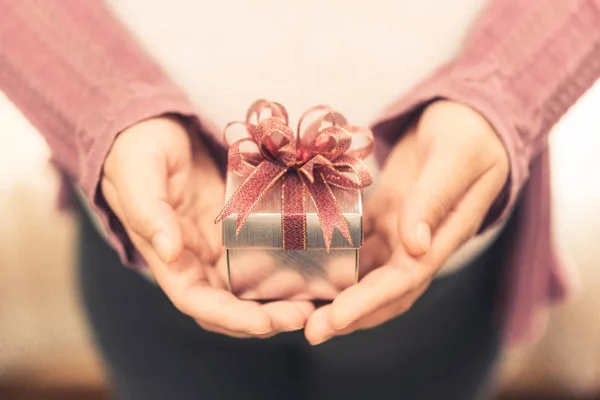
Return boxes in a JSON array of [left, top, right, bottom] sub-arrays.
[[374, 0, 600, 225], [0, 0, 215, 267], [449, 0, 600, 160], [0, 0, 197, 197]]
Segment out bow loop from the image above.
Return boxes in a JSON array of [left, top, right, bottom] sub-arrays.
[[246, 99, 289, 126], [228, 137, 260, 177], [310, 125, 353, 161], [343, 125, 375, 159], [215, 100, 374, 250], [253, 117, 296, 165]]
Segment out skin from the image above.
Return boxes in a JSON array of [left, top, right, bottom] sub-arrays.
[[101, 99, 509, 343], [304, 100, 510, 344], [101, 116, 315, 338]]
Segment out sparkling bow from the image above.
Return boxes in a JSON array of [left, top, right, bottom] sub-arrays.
[[215, 99, 374, 251]]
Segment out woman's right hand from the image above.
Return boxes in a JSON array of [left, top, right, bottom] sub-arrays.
[[101, 116, 313, 337]]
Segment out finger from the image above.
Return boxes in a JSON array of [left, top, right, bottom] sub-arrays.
[[196, 321, 276, 339], [304, 304, 333, 344], [105, 167, 273, 336], [260, 301, 315, 332], [106, 147, 184, 264], [329, 170, 505, 331], [127, 230, 271, 335], [103, 183, 171, 270], [156, 269, 273, 335], [329, 280, 429, 337], [127, 225, 273, 335], [103, 179, 173, 269], [194, 184, 226, 264], [170, 283, 274, 336], [306, 281, 429, 344], [198, 301, 314, 337], [422, 169, 506, 267], [327, 251, 425, 330], [398, 144, 484, 257]]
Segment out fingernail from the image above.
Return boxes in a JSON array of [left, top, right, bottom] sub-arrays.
[[415, 222, 431, 253], [246, 321, 273, 335], [248, 328, 272, 335], [311, 334, 333, 346], [284, 325, 305, 332], [333, 322, 350, 331], [152, 232, 172, 263]]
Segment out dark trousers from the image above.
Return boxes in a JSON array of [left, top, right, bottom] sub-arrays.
[[76, 205, 505, 400]]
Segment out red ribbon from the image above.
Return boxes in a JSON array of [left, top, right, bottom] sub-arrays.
[[215, 99, 374, 251]]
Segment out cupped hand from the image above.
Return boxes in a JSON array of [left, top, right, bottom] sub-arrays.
[[305, 100, 510, 344], [101, 116, 314, 338]]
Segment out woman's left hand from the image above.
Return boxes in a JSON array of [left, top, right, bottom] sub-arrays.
[[304, 100, 510, 345]]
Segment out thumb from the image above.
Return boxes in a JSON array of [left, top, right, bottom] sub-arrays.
[[111, 149, 183, 265], [398, 147, 480, 257]]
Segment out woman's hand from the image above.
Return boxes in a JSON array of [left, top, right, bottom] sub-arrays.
[[101, 116, 314, 338], [305, 100, 510, 344]]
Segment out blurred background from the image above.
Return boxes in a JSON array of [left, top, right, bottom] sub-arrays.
[[0, 80, 599, 399]]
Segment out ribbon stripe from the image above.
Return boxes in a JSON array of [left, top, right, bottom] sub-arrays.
[[305, 172, 353, 251], [215, 100, 373, 251], [282, 172, 306, 250]]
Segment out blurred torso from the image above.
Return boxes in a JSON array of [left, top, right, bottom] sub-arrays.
[[105, 0, 490, 126], [103, 0, 502, 274]]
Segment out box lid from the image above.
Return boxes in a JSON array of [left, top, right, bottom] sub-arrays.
[[222, 172, 363, 249]]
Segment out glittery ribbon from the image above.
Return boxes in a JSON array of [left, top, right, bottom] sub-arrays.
[[215, 99, 374, 251]]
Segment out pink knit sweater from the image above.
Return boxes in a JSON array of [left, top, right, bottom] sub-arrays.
[[1, 0, 599, 344]]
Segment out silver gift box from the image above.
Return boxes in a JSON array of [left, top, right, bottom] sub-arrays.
[[218, 172, 364, 301]]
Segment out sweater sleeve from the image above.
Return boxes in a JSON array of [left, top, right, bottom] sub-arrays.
[[0, 0, 224, 267], [372, 0, 600, 228]]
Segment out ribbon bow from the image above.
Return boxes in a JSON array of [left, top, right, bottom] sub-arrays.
[[215, 99, 374, 251]]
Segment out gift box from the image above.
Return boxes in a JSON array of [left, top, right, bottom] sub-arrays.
[[215, 100, 374, 301]]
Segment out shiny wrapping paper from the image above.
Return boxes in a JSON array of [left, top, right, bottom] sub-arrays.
[[214, 100, 375, 301], [219, 173, 363, 300]]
